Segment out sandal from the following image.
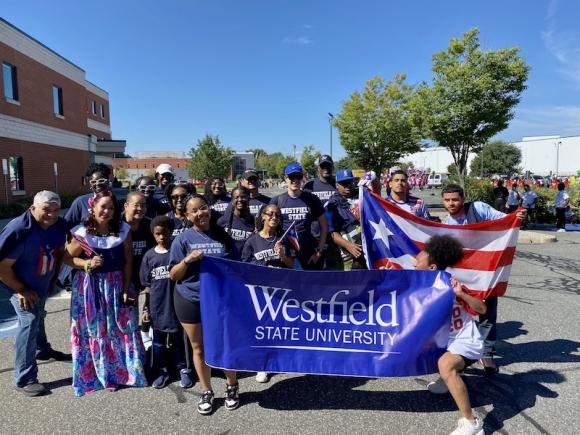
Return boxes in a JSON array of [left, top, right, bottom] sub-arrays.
[[480, 358, 499, 376]]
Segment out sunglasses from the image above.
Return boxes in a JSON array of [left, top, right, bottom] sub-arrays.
[[288, 174, 303, 181], [246, 177, 259, 183], [171, 194, 188, 201], [263, 211, 281, 219], [89, 178, 109, 186], [138, 185, 156, 192]]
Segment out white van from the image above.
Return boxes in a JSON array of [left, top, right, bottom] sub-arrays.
[[427, 173, 447, 188]]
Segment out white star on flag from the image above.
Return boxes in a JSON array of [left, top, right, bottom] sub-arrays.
[[369, 219, 393, 249]]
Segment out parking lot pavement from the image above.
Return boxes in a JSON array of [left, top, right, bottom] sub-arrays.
[[1, 232, 578, 434]]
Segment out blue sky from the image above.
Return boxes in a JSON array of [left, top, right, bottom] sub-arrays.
[[2, 0, 580, 159]]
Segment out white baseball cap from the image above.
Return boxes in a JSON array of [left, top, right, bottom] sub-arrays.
[[156, 163, 175, 175]]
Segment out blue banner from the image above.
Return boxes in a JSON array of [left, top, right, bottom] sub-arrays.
[[200, 257, 454, 377]]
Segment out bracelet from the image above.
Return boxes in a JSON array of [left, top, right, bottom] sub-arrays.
[[84, 260, 92, 273]]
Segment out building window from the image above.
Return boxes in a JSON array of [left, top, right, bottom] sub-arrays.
[[8, 156, 24, 191], [2, 62, 19, 101], [52, 85, 63, 116], [91, 100, 97, 115], [100, 104, 105, 118]]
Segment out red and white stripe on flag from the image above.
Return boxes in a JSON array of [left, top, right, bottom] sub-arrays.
[[371, 192, 521, 299]]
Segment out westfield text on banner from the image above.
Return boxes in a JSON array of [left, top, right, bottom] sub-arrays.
[[200, 257, 455, 377]]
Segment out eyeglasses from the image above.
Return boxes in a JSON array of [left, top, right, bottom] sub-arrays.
[[89, 178, 109, 186], [263, 211, 281, 218], [138, 185, 156, 192], [171, 194, 188, 201], [127, 202, 146, 208]]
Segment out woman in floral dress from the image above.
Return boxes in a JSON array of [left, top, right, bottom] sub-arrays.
[[64, 190, 147, 396]]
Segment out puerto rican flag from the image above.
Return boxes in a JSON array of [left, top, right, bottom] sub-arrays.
[[360, 188, 521, 299]]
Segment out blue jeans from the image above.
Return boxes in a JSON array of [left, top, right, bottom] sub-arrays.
[[478, 296, 498, 358], [10, 294, 47, 386]]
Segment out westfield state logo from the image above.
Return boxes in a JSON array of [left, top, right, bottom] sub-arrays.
[[244, 285, 399, 327]]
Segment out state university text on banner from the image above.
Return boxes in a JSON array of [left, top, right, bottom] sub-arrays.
[[200, 257, 455, 377]]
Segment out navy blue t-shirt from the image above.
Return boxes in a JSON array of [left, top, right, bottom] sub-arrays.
[[64, 193, 92, 228], [153, 186, 172, 215], [169, 228, 229, 302], [140, 247, 179, 332], [0, 212, 67, 297], [270, 191, 325, 254], [217, 213, 255, 260], [125, 216, 155, 290], [241, 233, 289, 268], [210, 197, 232, 218], [303, 178, 337, 203], [166, 211, 190, 240]]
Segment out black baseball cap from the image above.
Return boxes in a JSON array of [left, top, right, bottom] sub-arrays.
[[317, 155, 333, 167], [242, 169, 259, 180]]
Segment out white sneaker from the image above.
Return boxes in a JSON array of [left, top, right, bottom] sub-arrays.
[[255, 371, 270, 383], [557, 228, 566, 233], [427, 377, 449, 394], [450, 416, 484, 435]]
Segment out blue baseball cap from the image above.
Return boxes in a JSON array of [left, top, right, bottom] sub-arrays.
[[336, 168, 356, 183], [284, 162, 303, 177]]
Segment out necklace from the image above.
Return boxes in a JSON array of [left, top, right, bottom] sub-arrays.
[[260, 231, 277, 243]]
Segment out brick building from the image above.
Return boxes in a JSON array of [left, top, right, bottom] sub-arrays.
[[114, 152, 255, 184], [0, 18, 125, 204]]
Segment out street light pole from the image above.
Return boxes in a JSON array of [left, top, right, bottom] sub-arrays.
[[328, 113, 334, 158], [555, 140, 561, 177]]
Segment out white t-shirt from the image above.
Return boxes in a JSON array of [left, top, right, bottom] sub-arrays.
[[522, 191, 538, 208], [447, 301, 483, 360], [555, 191, 570, 208], [507, 190, 521, 206]]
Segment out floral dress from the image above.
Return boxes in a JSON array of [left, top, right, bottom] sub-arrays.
[[70, 223, 147, 396]]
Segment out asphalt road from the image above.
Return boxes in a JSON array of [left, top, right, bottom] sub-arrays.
[[1, 185, 577, 434]]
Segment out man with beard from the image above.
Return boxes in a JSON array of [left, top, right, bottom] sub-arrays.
[[0, 191, 68, 396], [441, 184, 525, 375], [386, 170, 431, 219], [303, 155, 337, 203]]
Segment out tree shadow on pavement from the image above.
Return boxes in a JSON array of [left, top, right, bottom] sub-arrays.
[[494, 321, 580, 365]]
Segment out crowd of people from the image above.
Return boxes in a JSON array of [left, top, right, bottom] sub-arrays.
[[1, 156, 533, 435]]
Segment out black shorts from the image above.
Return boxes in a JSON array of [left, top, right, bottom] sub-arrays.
[[173, 290, 202, 324], [462, 356, 477, 368]]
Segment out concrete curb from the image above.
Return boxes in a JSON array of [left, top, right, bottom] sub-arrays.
[[518, 230, 557, 244]]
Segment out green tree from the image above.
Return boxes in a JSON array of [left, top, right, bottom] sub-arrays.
[[114, 167, 128, 180], [187, 134, 233, 180], [275, 155, 295, 179], [469, 140, 522, 177], [335, 155, 359, 170], [412, 28, 529, 188], [246, 148, 267, 169], [300, 145, 321, 176], [334, 74, 422, 174]]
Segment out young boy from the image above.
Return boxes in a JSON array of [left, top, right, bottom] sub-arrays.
[[415, 235, 486, 435], [140, 215, 193, 389]]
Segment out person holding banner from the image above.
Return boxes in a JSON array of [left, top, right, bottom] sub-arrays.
[[441, 184, 525, 376], [415, 235, 486, 435], [270, 162, 328, 270], [169, 194, 239, 414]]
